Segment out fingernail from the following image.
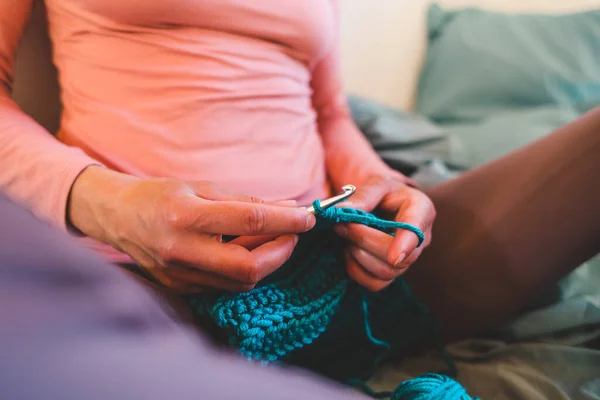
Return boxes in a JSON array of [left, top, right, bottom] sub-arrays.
[[293, 235, 299, 245], [394, 253, 406, 267], [305, 214, 316, 230]]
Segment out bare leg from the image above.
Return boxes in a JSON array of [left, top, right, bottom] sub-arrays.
[[405, 106, 600, 339]]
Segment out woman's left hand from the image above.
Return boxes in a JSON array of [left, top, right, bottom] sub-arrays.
[[333, 175, 436, 292]]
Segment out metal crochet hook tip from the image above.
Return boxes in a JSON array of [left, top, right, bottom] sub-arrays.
[[305, 184, 356, 214], [221, 185, 356, 243]]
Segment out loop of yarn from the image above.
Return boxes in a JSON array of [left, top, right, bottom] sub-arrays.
[[311, 200, 425, 247], [390, 373, 477, 400], [350, 373, 478, 400]]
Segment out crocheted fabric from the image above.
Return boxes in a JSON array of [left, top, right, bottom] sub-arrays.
[[185, 201, 475, 398], [186, 202, 429, 373], [189, 201, 478, 400]]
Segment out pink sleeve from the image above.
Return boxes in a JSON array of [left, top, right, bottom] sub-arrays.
[[310, 0, 414, 187], [309, 1, 352, 125], [0, 0, 101, 230]]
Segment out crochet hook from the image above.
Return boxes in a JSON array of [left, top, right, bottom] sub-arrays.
[[222, 184, 356, 243], [305, 184, 356, 214]]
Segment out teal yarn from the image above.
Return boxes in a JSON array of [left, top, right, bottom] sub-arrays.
[[311, 200, 425, 246], [352, 373, 477, 400], [186, 200, 476, 399], [348, 291, 477, 400], [189, 234, 349, 361], [390, 374, 476, 400]]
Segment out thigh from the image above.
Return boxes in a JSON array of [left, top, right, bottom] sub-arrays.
[[404, 106, 600, 339], [0, 194, 366, 400]]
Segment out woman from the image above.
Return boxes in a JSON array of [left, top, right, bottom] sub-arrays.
[[1, 0, 599, 344]]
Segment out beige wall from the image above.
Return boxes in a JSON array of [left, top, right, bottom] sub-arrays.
[[12, 0, 600, 132], [339, 0, 600, 110], [13, 1, 61, 134]]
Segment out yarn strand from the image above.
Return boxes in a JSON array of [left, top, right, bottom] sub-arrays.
[[186, 198, 478, 400], [312, 200, 425, 247], [351, 291, 478, 400]]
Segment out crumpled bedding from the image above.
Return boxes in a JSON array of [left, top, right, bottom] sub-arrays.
[[369, 339, 600, 400], [349, 95, 600, 399]]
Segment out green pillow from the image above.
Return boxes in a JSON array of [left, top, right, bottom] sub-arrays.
[[415, 3, 600, 123], [443, 106, 580, 168]]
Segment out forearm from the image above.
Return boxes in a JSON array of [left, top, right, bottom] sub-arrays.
[[0, 94, 103, 229], [320, 115, 409, 188]]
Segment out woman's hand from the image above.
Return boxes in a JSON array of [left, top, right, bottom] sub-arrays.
[[333, 175, 435, 292], [68, 166, 315, 293]]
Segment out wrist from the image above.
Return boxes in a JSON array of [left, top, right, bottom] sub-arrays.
[[330, 165, 419, 195], [328, 157, 403, 187], [67, 165, 138, 240]]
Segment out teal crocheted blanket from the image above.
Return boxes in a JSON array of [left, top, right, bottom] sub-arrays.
[[186, 201, 477, 400]]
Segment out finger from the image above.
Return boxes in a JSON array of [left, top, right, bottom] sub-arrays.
[[165, 266, 257, 293], [345, 250, 394, 292], [387, 196, 434, 267], [187, 182, 298, 208], [169, 233, 298, 284], [186, 181, 263, 202], [229, 234, 280, 250], [397, 230, 432, 268], [341, 176, 391, 212], [190, 201, 315, 235], [348, 245, 402, 281], [267, 200, 298, 207], [334, 223, 393, 262], [120, 237, 261, 292], [397, 246, 424, 270], [216, 202, 298, 244]]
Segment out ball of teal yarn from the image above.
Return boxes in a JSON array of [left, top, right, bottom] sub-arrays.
[[391, 373, 477, 400]]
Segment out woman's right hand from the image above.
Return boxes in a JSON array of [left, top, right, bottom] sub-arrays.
[[68, 166, 315, 293]]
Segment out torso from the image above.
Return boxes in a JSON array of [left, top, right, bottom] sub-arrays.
[[45, 0, 335, 203]]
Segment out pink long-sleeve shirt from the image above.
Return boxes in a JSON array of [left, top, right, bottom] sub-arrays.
[[0, 0, 369, 262]]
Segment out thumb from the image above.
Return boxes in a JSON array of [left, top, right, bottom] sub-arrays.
[[341, 177, 390, 212], [228, 234, 283, 250]]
